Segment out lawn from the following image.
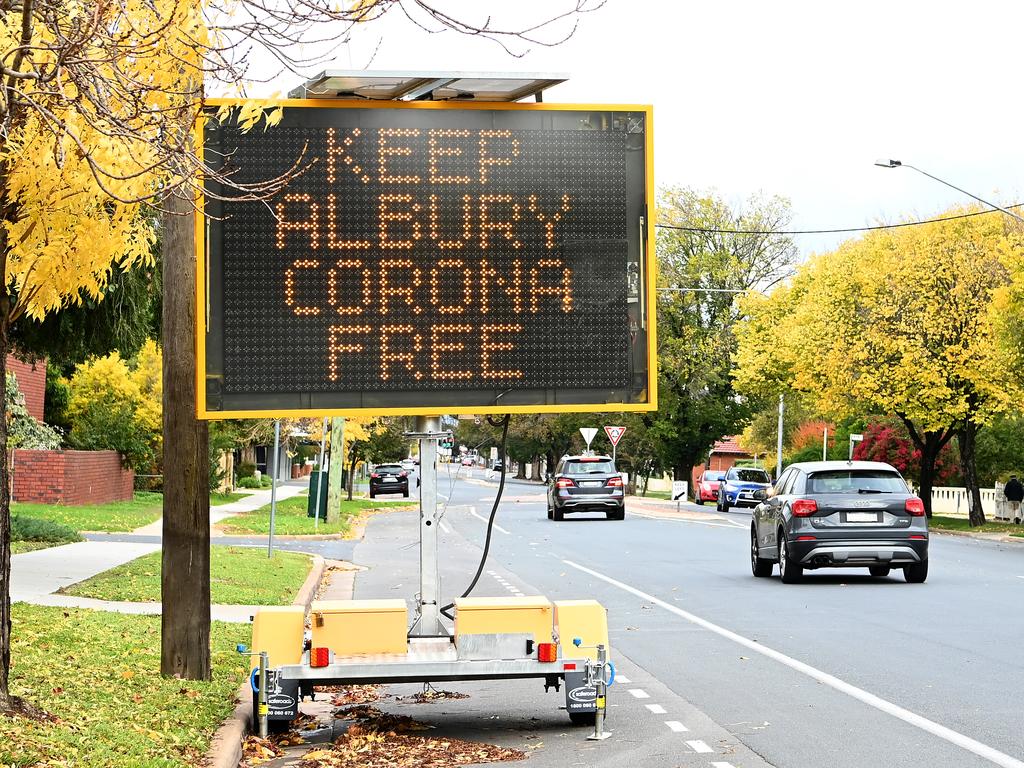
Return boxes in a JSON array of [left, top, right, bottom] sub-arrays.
[[210, 491, 249, 506], [11, 541, 62, 555], [63, 547, 312, 605], [12, 492, 164, 533], [0, 605, 248, 768], [216, 494, 413, 536], [929, 515, 1024, 537]]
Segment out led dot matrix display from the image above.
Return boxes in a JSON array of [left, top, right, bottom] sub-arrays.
[[201, 101, 653, 417]]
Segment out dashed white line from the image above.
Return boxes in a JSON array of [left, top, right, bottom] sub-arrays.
[[439, 519, 452, 534], [686, 740, 714, 753], [563, 558, 1024, 768], [469, 506, 509, 534], [627, 688, 650, 699], [665, 720, 689, 733], [615, 674, 632, 684], [711, 763, 737, 768], [645, 704, 666, 714]]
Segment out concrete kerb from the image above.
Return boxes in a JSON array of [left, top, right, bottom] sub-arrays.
[[204, 554, 326, 768]]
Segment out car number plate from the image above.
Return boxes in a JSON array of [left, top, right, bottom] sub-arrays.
[[383, 477, 397, 482], [580, 481, 602, 488], [847, 511, 877, 523]]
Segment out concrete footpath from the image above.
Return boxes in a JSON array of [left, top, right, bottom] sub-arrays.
[[10, 481, 310, 621]]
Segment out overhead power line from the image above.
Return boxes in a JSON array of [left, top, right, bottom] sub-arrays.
[[655, 202, 1024, 236]]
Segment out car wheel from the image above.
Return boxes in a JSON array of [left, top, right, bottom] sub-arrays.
[[369, 489, 376, 499], [546, 506, 554, 520], [403, 488, 409, 498], [553, 507, 564, 521], [778, 529, 803, 584], [695, 496, 704, 506], [721, 498, 730, 513], [607, 507, 625, 521], [869, 566, 891, 578], [569, 711, 596, 727], [751, 527, 773, 577], [904, 560, 928, 584], [716, 495, 724, 513]]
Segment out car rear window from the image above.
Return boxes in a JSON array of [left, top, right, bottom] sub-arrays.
[[806, 470, 908, 494], [376, 465, 403, 472], [731, 469, 770, 483], [564, 460, 615, 474], [704, 471, 725, 481]]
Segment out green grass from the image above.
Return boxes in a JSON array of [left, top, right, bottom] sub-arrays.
[[929, 515, 1024, 536], [11, 492, 164, 533], [638, 490, 671, 500], [0, 605, 248, 768], [11, 541, 63, 555], [63, 547, 312, 605], [210, 491, 248, 506], [217, 494, 413, 536]]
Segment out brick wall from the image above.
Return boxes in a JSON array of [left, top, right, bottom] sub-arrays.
[[12, 450, 134, 505], [6, 355, 46, 421]]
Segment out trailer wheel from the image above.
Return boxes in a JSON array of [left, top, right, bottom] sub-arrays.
[[569, 711, 596, 726]]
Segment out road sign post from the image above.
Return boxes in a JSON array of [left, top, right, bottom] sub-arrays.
[[580, 427, 598, 454], [672, 480, 688, 513], [604, 426, 626, 464]]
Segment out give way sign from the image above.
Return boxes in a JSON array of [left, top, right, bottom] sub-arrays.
[[604, 425, 626, 447]]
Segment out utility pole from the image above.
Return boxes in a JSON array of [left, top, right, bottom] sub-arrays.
[[775, 393, 785, 481], [327, 416, 346, 523], [160, 190, 211, 680]]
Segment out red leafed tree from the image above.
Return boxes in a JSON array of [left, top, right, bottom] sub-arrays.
[[853, 419, 959, 494]]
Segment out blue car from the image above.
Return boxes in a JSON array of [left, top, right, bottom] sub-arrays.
[[717, 467, 771, 512]]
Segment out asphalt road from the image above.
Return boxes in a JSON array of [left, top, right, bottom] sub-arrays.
[[346, 465, 1024, 768]]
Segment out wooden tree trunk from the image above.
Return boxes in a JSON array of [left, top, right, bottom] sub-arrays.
[[160, 192, 211, 680], [959, 422, 986, 527], [326, 417, 345, 523], [347, 452, 358, 501], [916, 438, 941, 519], [0, 301, 11, 704]]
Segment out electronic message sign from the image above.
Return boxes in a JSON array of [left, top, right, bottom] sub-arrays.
[[199, 99, 654, 418]]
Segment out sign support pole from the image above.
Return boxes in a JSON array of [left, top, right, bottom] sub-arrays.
[[313, 416, 328, 533], [410, 415, 445, 637], [268, 418, 281, 558]]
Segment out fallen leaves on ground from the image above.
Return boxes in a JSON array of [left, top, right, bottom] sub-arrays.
[[395, 689, 469, 704], [241, 735, 284, 765], [333, 705, 429, 732], [326, 685, 386, 706]]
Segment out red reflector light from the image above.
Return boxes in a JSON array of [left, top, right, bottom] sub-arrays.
[[370, 473, 379, 479], [563, 662, 577, 671], [606, 475, 623, 488], [556, 477, 575, 489], [792, 499, 818, 517], [909, 534, 927, 540], [538, 643, 557, 663], [399, 471, 408, 477], [581, 457, 602, 462], [905, 497, 925, 516], [310, 647, 330, 668], [796, 535, 817, 541]]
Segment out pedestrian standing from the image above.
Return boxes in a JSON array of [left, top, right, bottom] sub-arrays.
[[1004, 474, 1024, 524]]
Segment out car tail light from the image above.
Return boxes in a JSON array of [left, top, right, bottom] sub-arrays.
[[909, 534, 927, 540], [370, 472, 379, 479], [310, 647, 330, 668], [905, 497, 925, 516], [399, 471, 408, 477], [791, 499, 818, 517], [606, 475, 623, 488], [538, 643, 557, 662], [555, 477, 575, 489], [796, 535, 817, 541], [581, 457, 602, 462]]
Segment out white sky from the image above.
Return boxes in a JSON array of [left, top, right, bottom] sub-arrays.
[[250, 0, 1024, 256]]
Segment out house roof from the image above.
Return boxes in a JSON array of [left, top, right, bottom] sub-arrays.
[[710, 437, 750, 456]]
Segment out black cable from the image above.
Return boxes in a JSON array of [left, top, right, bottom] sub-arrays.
[[655, 202, 1024, 236], [440, 413, 511, 619]]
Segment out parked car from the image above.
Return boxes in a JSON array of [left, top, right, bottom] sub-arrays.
[[749, 460, 928, 584], [695, 470, 726, 505], [461, 455, 474, 467], [547, 455, 624, 521], [717, 467, 772, 512], [369, 464, 410, 498], [400, 458, 417, 473]]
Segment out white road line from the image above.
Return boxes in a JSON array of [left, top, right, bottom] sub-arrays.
[[615, 674, 632, 684], [711, 763, 737, 768], [439, 519, 452, 534], [438, 493, 449, 500], [469, 507, 509, 534], [665, 721, 689, 733], [645, 704, 667, 714], [629, 511, 745, 529], [686, 740, 714, 753], [562, 558, 1024, 768], [627, 688, 650, 699]]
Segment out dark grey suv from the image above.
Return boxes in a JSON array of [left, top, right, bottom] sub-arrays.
[[750, 461, 929, 584], [546, 455, 625, 521]]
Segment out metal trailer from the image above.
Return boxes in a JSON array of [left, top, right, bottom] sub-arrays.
[[244, 417, 613, 741]]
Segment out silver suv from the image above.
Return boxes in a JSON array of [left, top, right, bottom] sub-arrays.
[[750, 461, 929, 584]]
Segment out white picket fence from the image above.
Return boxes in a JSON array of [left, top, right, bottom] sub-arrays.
[[929, 485, 1012, 520]]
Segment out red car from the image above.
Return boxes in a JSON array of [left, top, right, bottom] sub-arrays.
[[695, 470, 726, 504]]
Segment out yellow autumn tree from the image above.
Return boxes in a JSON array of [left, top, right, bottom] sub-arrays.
[[736, 207, 1024, 522]]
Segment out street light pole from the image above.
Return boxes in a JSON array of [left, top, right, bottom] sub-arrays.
[[775, 393, 785, 481], [874, 159, 1024, 224]]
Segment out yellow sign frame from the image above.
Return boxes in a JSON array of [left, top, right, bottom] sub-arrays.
[[196, 98, 656, 419]]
